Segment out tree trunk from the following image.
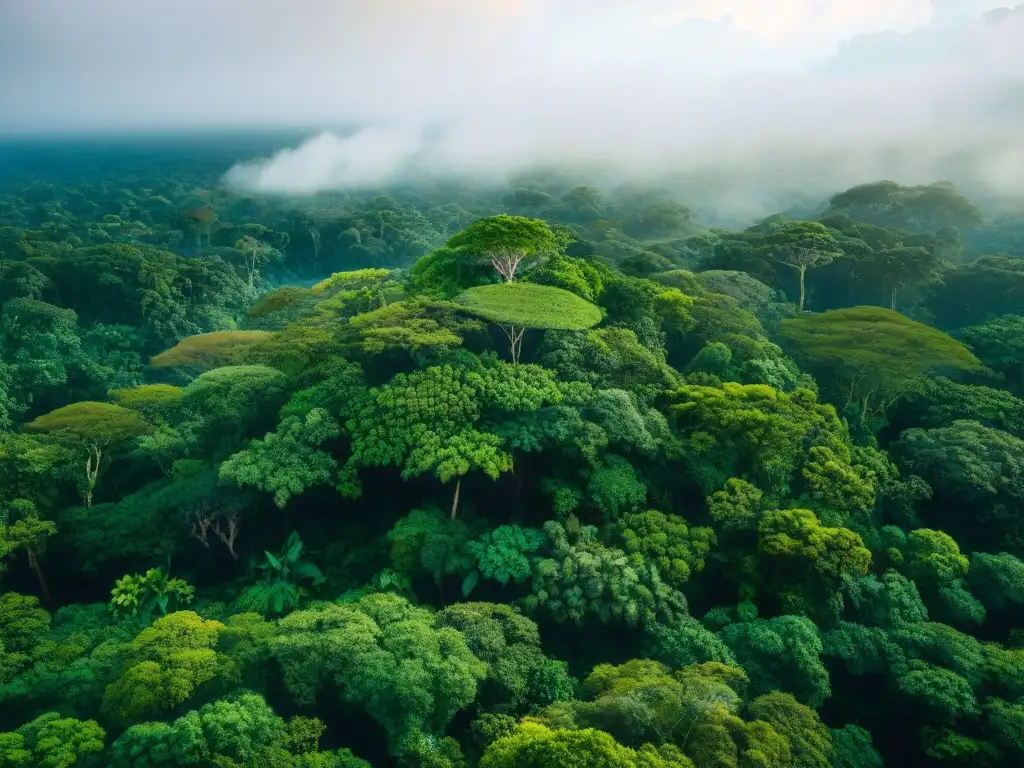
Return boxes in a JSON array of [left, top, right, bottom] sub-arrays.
[[890, 286, 897, 311], [502, 325, 526, 364], [84, 444, 102, 509], [27, 548, 53, 608], [450, 476, 462, 520], [798, 265, 807, 312]]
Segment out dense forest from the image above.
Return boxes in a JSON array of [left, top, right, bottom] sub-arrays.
[[1, 135, 1023, 767]]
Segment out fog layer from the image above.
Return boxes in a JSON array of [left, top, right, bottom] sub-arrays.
[[2, 1, 1022, 206]]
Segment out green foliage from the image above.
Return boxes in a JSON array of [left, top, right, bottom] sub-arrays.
[[25, 401, 152, 445], [614, 510, 716, 588], [456, 282, 603, 331], [898, 663, 979, 720], [826, 180, 983, 233], [968, 552, 1024, 613], [695, 270, 777, 312], [347, 297, 484, 362], [0, 502, 58, 582], [707, 478, 765, 532], [397, 730, 468, 768], [719, 615, 831, 707], [387, 507, 477, 589], [109, 383, 183, 424], [480, 720, 694, 767], [893, 421, 1024, 555], [108, 691, 303, 767], [149, 331, 273, 370], [893, 376, 1024, 437], [757, 219, 844, 310], [239, 532, 325, 617], [446, 215, 559, 281], [670, 382, 852, 498], [529, 254, 605, 301], [645, 618, 737, 669], [829, 724, 883, 768], [524, 519, 688, 627], [0, 298, 89, 420], [747, 691, 832, 767], [25, 401, 153, 505], [959, 314, 1024, 393], [758, 508, 871, 583], [219, 408, 340, 507], [587, 455, 648, 521], [0, 712, 105, 768], [466, 526, 547, 587], [780, 307, 984, 423], [178, 364, 288, 456], [3, 155, 1023, 767], [272, 593, 486, 752], [435, 602, 573, 713], [245, 285, 319, 328], [311, 267, 393, 297], [110, 568, 195, 620], [409, 246, 497, 299], [346, 359, 565, 505], [102, 611, 229, 726]]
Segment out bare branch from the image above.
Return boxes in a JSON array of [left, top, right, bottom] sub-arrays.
[[213, 513, 240, 560], [490, 248, 525, 282], [190, 515, 212, 548]]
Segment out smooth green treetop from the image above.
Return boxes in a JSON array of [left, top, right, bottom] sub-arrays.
[[25, 401, 153, 446], [149, 330, 274, 369], [780, 307, 984, 423], [456, 282, 603, 331]]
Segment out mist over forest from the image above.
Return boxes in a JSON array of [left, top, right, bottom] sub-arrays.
[[0, 2, 1023, 768]]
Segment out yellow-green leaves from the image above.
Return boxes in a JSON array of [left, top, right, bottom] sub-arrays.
[[456, 282, 602, 332], [780, 306, 985, 422], [25, 401, 152, 446], [150, 330, 274, 370], [102, 612, 228, 726], [758, 508, 871, 581]]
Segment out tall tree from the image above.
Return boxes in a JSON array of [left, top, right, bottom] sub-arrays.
[[758, 221, 843, 311], [456, 283, 602, 363], [24, 402, 153, 508], [780, 307, 985, 425], [233, 235, 279, 288], [447, 215, 559, 283]]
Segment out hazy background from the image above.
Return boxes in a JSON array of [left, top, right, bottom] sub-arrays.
[[1, 0, 1021, 212]]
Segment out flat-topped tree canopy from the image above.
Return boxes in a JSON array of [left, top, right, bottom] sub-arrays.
[[25, 401, 155, 508], [25, 401, 153, 445], [455, 282, 602, 364], [150, 330, 273, 370], [455, 282, 602, 331], [780, 306, 982, 373], [780, 305, 985, 423]]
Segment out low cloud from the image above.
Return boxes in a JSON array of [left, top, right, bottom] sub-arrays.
[[223, 128, 426, 195], [219, 3, 1023, 211], [1, 1, 1021, 213]]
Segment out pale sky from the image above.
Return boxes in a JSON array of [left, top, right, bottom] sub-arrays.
[[0, 1, 1021, 207], [0, 0, 1013, 131]]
